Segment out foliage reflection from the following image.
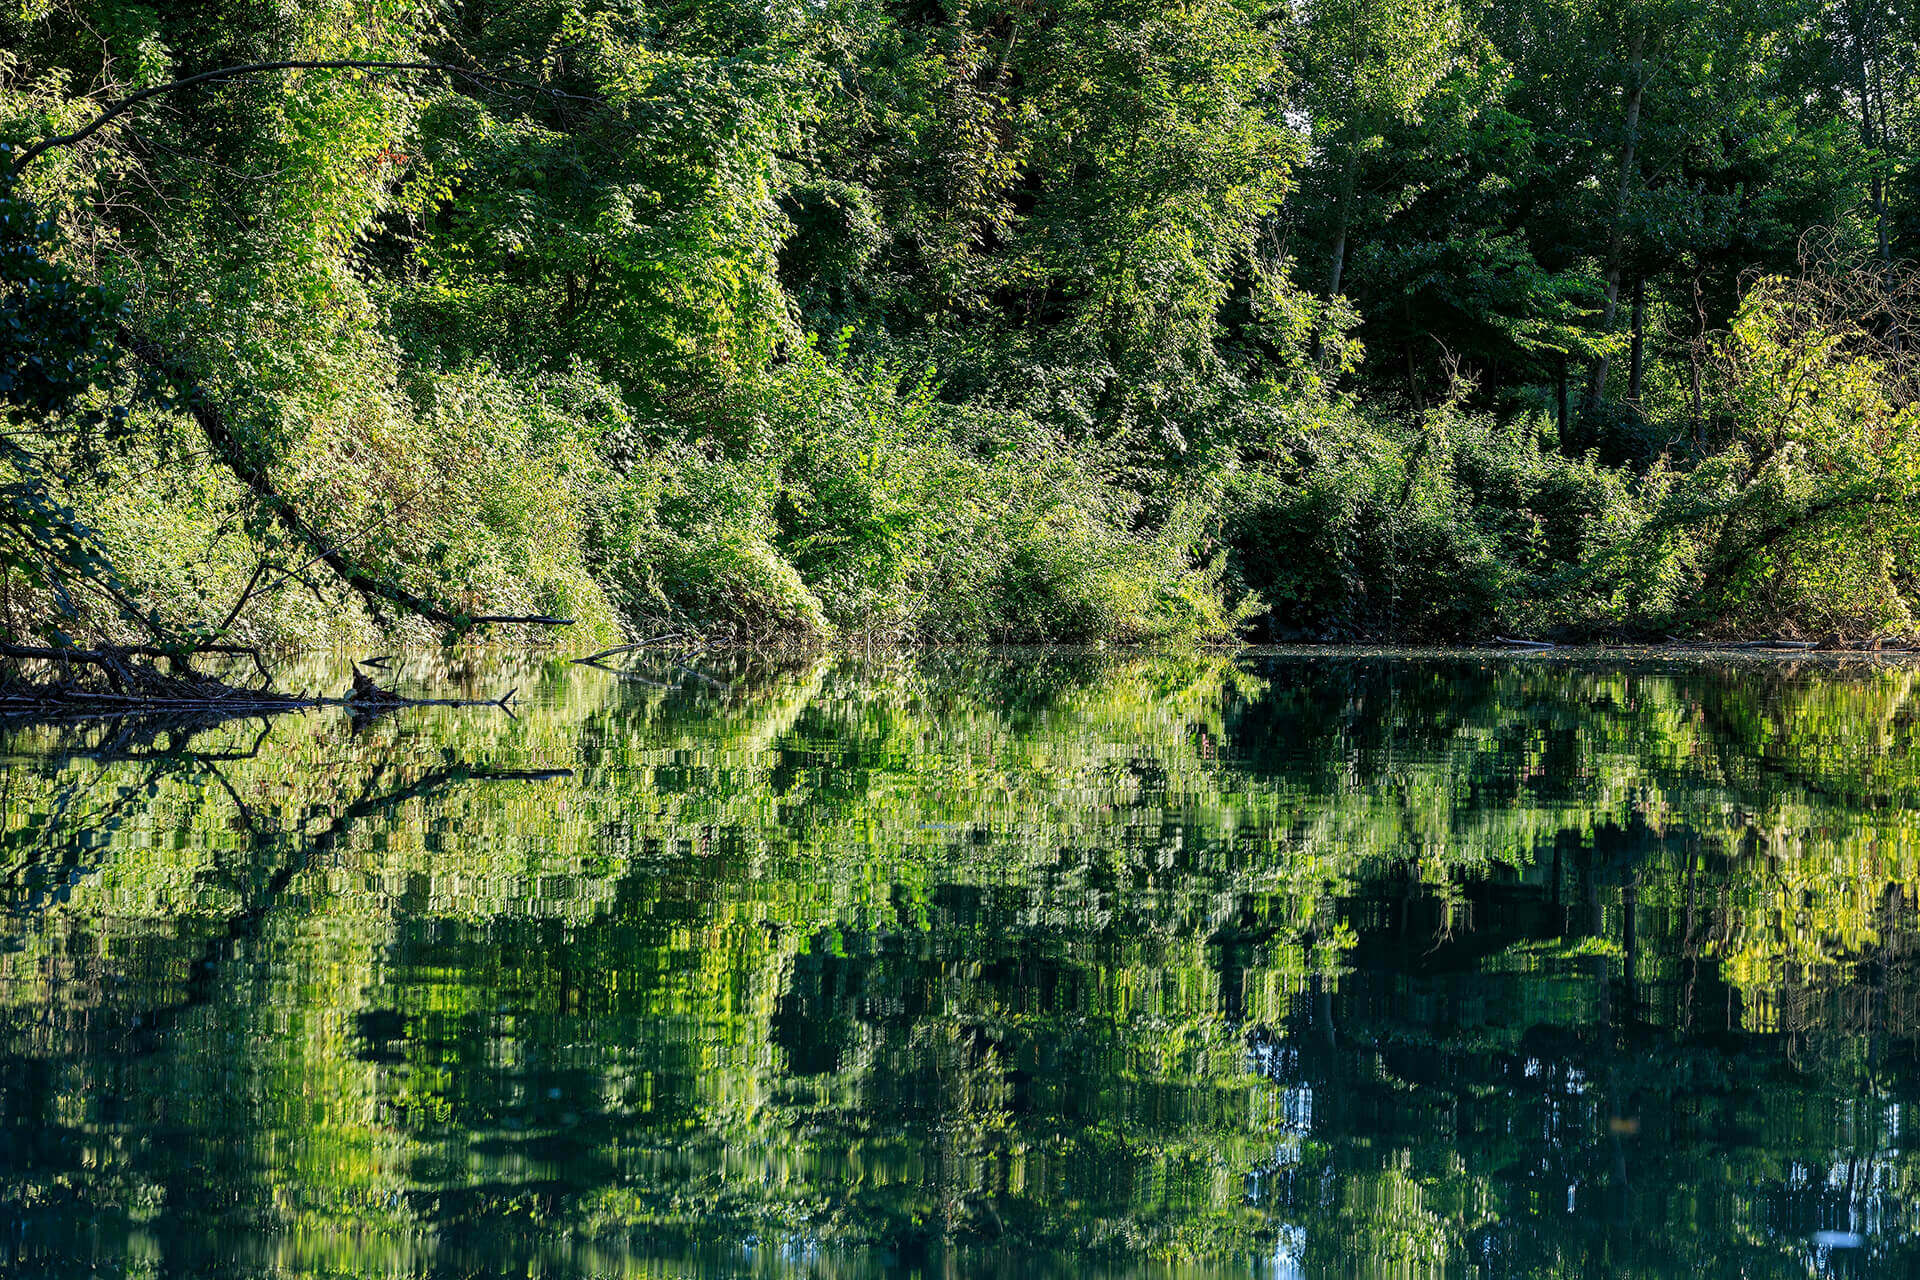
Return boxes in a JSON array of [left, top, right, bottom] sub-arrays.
[[3, 651, 1919, 1277]]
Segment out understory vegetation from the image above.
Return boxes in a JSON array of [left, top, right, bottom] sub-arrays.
[[3, 0, 1919, 650]]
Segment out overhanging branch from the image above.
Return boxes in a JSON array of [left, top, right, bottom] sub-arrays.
[[6, 58, 588, 176]]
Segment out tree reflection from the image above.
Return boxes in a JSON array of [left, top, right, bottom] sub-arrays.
[[3, 652, 1920, 1276]]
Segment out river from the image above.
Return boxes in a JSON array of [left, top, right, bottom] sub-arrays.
[[2, 649, 1914, 1277]]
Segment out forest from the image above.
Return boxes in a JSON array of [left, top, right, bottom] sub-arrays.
[[3, 0, 1920, 652]]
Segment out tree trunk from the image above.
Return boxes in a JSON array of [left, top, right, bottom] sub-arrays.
[[1403, 298, 1425, 410], [118, 328, 572, 634], [1327, 223, 1350, 301], [1845, 4, 1906, 355], [1591, 25, 1648, 405], [1557, 354, 1570, 441], [1627, 274, 1647, 403], [1852, 3, 1891, 267], [1326, 125, 1362, 300], [1688, 276, 1707, 446], [1311, 117, 1364, 360], [1688, 353, 1704, 446]]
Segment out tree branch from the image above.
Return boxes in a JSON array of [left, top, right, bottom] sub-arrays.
[[6, 59, 589, 176]]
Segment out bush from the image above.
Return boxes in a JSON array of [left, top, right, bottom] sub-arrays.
[[1228, 395, 1633, 641], [597, 440, 830, 641], [1552, 267, 1920, 641], [600, 335, 1258, 645]]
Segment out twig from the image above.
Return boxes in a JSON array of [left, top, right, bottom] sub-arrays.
[[215, 560, 271, 635]]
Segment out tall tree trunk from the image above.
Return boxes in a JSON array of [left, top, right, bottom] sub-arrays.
[[1627, 274, 1647, 403], [1327, 220, 1350, 301], [1403, 298, 1425, 411], [1852, 2, 1892, 267], [1591, 25, 1648, 405], [1864, 23, 1906, 354], [1326, 122, 1363, 300], [1688, 350, 1704, 446], [1557, 355, 1571, 441], [1688, 276, 1707, 446], [1311, 116, 1364, 360]]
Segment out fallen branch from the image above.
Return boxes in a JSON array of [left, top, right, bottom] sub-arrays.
[[0, 688, 513, 716], [1, 645, 520, 720], [2, 640, 266, 667]]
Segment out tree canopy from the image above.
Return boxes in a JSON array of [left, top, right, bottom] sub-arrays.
[[2, 0, 1918, 649]]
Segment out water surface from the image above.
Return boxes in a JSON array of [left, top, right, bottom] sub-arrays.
[[3, 649, 1917, 1277]]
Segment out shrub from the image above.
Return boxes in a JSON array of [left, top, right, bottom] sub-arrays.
[[1228, 395, 1632, 641], [1553, 266, 1920, 641]]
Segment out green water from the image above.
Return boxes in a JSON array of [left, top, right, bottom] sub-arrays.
[[2, 649, 1917, 1278]]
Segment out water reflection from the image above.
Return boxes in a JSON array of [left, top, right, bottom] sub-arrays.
[[2, 650, 1918, 1277]]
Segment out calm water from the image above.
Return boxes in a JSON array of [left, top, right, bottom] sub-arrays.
[[3, 649, 1918, 1278]]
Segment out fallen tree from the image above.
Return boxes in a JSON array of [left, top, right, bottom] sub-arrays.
[[116, 328, 574, 637]]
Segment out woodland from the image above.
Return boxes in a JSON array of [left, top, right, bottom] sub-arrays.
[[3, 0, 1920, 662]]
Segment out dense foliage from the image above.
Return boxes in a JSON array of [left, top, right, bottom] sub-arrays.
[[2, 0, 1919, 646]]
